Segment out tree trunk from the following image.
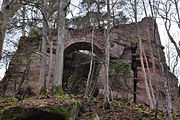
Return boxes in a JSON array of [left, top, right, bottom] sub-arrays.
[[142, 47, 156, 106], [104, 0, 110, 109], [52, 0, 65, 91], [164, 23, 180, 57], [148, 1, 173, 118], [111, 0, 115, 26], [39, 0, 48, 93], [97, 0, 101, 28], [142, 2, 157, 108], [0, 10, 9, 59], [139, 38, 154, 108], [47, 40, 53, 90], [133, 0, 154, 108], [84, 22, 95, 99]]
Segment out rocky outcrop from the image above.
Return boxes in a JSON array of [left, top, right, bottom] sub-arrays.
[[0, 96, 79, 120], [0, 17, 178, 109]]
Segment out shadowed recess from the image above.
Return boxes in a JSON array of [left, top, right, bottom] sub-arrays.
[[15, 111, 66, 120]]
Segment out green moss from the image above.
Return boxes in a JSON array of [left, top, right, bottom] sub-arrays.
[[138, 104, 144, 108], [71, 98, 76, 101], [0, 98, 19, 109], [76, 94, 84, 99], [125, 102, 131, 106], [58, 94, 70, 99], [0, 102, 80, 120], [1, 107, 25, 120], [109, 59, 131, 90], [47, 104, 73, 119], [40, 86, 47, 95], [111, 100, 123, 107], [51, 85, 63, 95], [93, 97, 97, 103], [90, 113, 98, 119]]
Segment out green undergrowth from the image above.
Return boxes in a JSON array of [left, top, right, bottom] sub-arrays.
[[78, 96, 179, 120], [0, 95, 179, 120], [110, 100, 179, 120]]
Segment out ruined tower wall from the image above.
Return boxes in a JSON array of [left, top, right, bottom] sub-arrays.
[[0, 18, 178, 108]]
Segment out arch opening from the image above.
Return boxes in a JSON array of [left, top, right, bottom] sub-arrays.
[[63, 42, 103, 95]]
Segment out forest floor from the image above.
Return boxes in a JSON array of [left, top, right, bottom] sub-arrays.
[[0, 94, 179, 120]]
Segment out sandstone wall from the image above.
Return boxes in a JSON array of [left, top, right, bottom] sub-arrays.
[[0, 17, 178, 108]]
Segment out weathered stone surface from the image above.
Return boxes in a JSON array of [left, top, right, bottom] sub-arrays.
[[110, 43, 125, 59], [0, 99, 79, 120], [0, 17, 179, 109]]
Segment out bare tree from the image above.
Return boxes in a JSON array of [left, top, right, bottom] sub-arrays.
[[84, 21, 95, 99], [52, 0, 70, 94], [39, 0, 48, 93], [157, 0, 180, 57], [150, 1, 174, 119], [104, 0, 110, 109]]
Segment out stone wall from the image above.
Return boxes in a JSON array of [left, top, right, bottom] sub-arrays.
[[0, 17, 178, 108]]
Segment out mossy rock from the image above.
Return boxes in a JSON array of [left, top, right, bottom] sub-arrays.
[[0, 102, 79, 120]]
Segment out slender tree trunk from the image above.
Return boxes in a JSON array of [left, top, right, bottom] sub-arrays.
[[148, 0, 173, 118], [104, 0, 110, 109], [84, 23, 95, 99], [47, 40, 53, 90], [134, 0, 137, 23], [111, 0, 115, 26], [142, 47, 156, 105], [0, 10, 9, 59], [139, 38, 154, 108], [133, 0, 153, 108], [174, 0, 180, 28], [53, 0, 65, 91], [142, 0, 147, 17], [164, 22, 180, 57], [97, 0, 101, 28], [39, 0, 48, 92]]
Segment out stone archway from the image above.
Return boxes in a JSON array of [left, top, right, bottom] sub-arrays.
[[64, 42, 104, 57], [63, 42, 104, 95]]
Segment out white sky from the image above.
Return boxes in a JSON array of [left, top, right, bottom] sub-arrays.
[[0, 0, 179, 85]]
